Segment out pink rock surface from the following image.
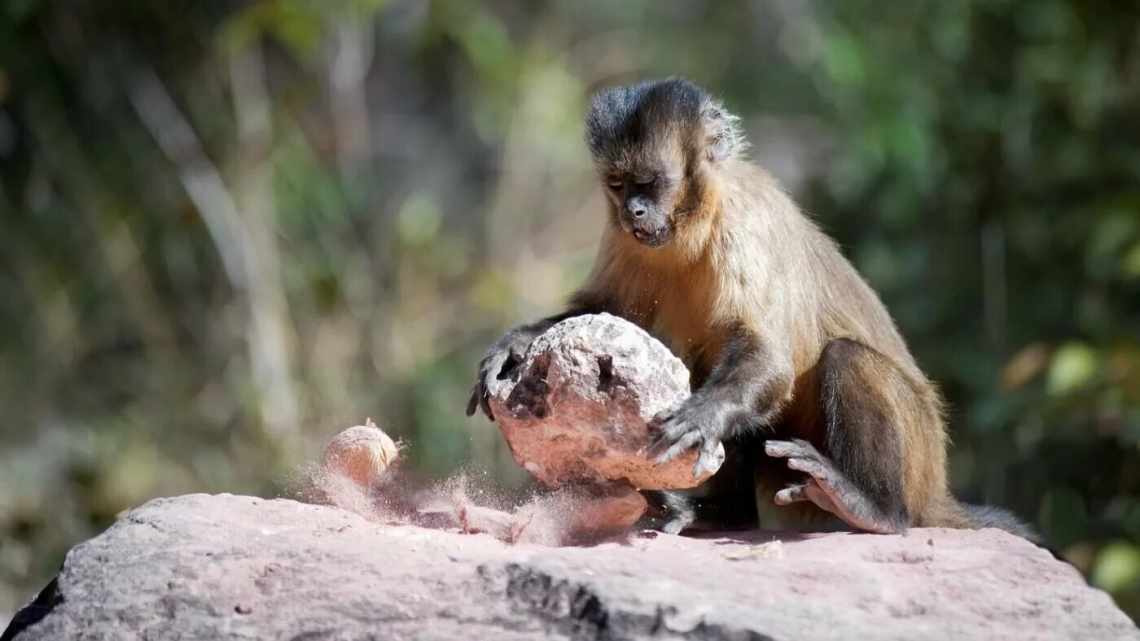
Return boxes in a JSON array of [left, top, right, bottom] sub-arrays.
[[4, 494, 1136, 640], [488, 313, 723, 490]]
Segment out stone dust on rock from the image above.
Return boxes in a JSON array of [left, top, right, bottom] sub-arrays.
[[722, 540, 786, 561], [292, 316, 735, 547], [291, 422, 646, 547]]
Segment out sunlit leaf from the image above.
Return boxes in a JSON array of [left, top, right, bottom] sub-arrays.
[[821, 30, 865, 86], [1122, 242, 1140, 279], [221, 2, 324, 56], [1047, 343, 1100, 395], [1092, 542, 1140, 593], [1094, 212, 1136, 253], [396, 194, 442, 246]]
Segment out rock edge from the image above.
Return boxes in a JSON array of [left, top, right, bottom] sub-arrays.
[[4, 493, 1136, 641]]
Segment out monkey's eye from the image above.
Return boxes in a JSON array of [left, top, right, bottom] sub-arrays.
[[633, 175, 656, 186], [606, 177, 623, 190]]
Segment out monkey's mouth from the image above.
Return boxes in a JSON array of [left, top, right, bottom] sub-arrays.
[[632, 228, 670, 247]]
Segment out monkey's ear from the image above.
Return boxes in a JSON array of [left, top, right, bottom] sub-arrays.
[[700, 100, 746, 163]]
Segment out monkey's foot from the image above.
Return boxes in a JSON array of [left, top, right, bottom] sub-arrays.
[[660, 492, 696, 535], [765, 439, 905, 534]]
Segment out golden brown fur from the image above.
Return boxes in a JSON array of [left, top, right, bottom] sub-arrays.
[[472, 78, 1029, 537], [574, 157, 967, 528]]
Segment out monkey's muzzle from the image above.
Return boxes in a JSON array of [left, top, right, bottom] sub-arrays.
[[619, 202, 671, 247], [631, 227, 670, 247]]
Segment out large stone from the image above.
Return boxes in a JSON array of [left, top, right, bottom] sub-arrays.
[[488, 313, 723, 490], [3, 494, 1136, 641]]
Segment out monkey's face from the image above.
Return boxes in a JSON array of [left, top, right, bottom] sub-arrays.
[[586, 79, 742, 250], [601, 167, 680, 248]]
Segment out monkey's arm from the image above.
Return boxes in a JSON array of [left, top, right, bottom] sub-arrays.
[[466, 293, 609, 420], [651, 325, 794, 477]]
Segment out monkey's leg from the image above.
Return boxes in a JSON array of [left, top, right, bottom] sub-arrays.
[[765, 339, 913, 534]]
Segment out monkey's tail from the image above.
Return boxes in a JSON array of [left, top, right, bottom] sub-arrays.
[[643, 488, 759, 534], [960, 503, 1039, 541], [930, 495, 1038, 542]]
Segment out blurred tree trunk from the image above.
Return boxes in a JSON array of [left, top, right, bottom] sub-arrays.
[[230, 42, 300, 450], [128, 47, 300, 450]]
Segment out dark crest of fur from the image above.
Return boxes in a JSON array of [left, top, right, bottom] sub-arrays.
[[585, 78, 746, 166]]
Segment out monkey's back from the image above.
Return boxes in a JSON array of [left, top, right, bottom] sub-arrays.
[[714, 163, 921, 379]]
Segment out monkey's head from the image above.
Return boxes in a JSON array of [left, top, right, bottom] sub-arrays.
[[585, 78, 745, 248]]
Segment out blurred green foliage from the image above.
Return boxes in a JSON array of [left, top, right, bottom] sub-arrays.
[[806, 0, 1140, 618], [1, 0, 1137, 624]]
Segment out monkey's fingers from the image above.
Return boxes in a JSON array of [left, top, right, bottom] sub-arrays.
[[466, 379, 496, 421], [465, 385, 480, 417], [644, 414, 677, 452], [478, 385, 495, 421], [692, 438, 724, 478], [644, 412, 671, 442], [645, 420, 686, 459], [653, 430, 701, 465]]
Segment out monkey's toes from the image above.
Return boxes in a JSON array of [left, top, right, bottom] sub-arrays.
[[784, 456, 833, 482], [775, 482, 811, 506], [764, 439, 819, 461]]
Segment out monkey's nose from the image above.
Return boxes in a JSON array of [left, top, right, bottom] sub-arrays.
[[630, 206, 647, 218]]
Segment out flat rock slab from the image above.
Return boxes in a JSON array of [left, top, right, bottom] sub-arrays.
[[4, 494, 1135, 641]]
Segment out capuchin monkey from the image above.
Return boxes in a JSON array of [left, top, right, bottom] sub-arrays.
[[467, 78, 1032, 539]]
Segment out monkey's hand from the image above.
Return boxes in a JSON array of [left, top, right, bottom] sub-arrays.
[[465, 328, 535, 421], [649, 395, 730, 478]]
